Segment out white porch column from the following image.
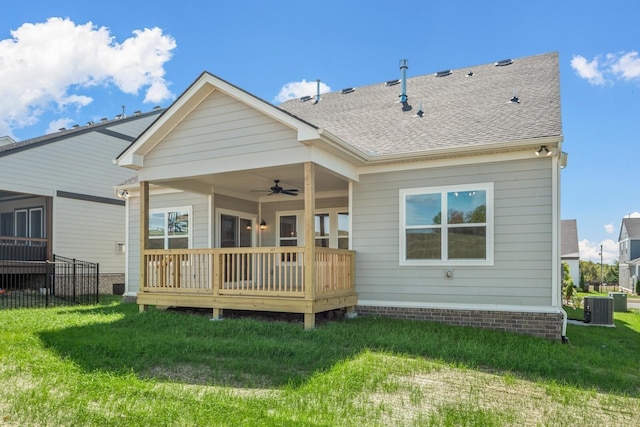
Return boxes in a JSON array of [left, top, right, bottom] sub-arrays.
[[303, 162, 316, 329]]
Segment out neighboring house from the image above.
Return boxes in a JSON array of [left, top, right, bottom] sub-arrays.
[[116, 52, 567, 340], [0, 109, 163, 293], [561, 219, 580, 286], [619, 217, 640, 293]]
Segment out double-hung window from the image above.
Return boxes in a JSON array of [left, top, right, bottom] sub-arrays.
[[400, 183, 493, 265], [148, 207, 191, 249]]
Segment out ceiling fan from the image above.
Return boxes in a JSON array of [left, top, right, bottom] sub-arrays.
[[256, 179, 299, 196]]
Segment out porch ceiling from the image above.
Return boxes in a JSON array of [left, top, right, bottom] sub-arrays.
[[152, 163, 349, 200]]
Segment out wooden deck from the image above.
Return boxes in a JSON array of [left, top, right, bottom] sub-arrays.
[[137, 247, 357, 328]]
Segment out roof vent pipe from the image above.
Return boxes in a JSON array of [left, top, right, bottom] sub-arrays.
[[314, 79, 321, 104], [399, 59, 409, 103]]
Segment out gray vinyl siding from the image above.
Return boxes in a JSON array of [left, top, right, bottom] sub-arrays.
[[631, 240, 640, 262], [126, 191, 209, 293], [214, 194, 258, 217], [54, 197, 124, 273], [353, 157, 553, 308], [0, 117, 156, 198], [144, 90, 301, 170]]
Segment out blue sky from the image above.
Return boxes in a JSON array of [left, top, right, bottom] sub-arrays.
[[2, 1, 639, 263]]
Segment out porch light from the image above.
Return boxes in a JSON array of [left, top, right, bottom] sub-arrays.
[[117, 190, 130, 199], [260, 219, 267, 231]]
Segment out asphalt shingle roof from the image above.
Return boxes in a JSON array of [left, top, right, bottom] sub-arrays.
[[0, 109, 163, 158], [279, 52, 562, 157], [622, 218, 640, 240]]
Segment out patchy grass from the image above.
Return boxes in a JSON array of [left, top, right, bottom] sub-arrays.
[[1, 298, 640, 426]]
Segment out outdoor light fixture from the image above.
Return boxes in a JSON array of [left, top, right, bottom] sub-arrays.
[[260, 219, 267, 231], [535, 146, 551, 156], [117, 190, 130, 199]]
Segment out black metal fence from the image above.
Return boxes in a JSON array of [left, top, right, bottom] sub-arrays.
[[0, 255, 99, 309]]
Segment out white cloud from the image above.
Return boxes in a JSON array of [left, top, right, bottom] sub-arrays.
[[604, 223, 614, 234], [0, 17, 176, 138], [628, 211, 640, 218], [579, 238, 617, 264], [571, 51, 640, 86], [273, 79, 331, 104], [611, 51, 640, 80], [571, 55, 605, 85], [45, 118, 75, 134]]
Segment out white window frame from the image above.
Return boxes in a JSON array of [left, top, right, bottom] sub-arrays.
[[149, 206, 192, 249], [14, 207, 44, 239], [215, 208, 256, 248], [276, 208, 349, 250], [399, 183, 494, 266]]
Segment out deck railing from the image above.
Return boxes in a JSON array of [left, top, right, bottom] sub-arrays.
[[0, 236, 48, 261], [142, 247, 355, 299]]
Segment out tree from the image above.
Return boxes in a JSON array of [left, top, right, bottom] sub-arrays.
[[604, 260, 619, 285], [562, 262, 574, 303], [579, 271, 586, 292], [579, 260, 600, 284]]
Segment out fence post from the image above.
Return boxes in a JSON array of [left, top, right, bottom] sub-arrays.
[[95, 263, 100, 304], [72, 258, 77, 303], [45, 261, 52, 307]]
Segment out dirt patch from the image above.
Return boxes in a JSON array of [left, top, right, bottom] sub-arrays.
[[365, 366, 639, 426]]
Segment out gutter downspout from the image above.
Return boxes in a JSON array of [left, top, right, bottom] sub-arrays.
[[553, 141, 568, 342]]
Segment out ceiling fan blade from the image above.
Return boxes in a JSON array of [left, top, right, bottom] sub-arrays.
[[281, 190, 298, 196]]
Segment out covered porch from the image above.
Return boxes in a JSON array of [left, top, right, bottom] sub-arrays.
[[0, 191, 52, 261], [136, 162, 358, 329]]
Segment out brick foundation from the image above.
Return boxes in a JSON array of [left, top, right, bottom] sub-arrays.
[[97, 273, 125, 295], [356, 305, 563, 340]]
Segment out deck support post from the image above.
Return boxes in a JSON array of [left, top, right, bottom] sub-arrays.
[[213, 308, 223, 319], [303, 162, 316, 329], [304, 313, 315, 329], [139, 181, 149, 312]]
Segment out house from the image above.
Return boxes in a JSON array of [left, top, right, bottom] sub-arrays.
[[115, 52, 566, 340], [619, 217, 640, 293], [561, 219, 580, 286], [0, 109, 162, 293]]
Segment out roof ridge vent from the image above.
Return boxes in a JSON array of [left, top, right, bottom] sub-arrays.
[[341, 87, 355, 94], [495, 58, 514, 67], [435, 70, 452, 77]]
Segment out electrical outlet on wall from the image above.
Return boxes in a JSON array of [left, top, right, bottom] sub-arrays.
[[445, 269, 454, 279]]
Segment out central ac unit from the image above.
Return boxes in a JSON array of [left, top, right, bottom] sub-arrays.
[[583, 296, 614, 325]]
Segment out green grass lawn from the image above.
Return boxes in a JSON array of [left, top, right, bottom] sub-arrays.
[[1, 297, 640, 426]]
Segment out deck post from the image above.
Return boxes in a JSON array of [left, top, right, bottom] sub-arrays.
[[303, 162, 316, 329], [45, 196, 53, 261], [139, 181, 149, 311]]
